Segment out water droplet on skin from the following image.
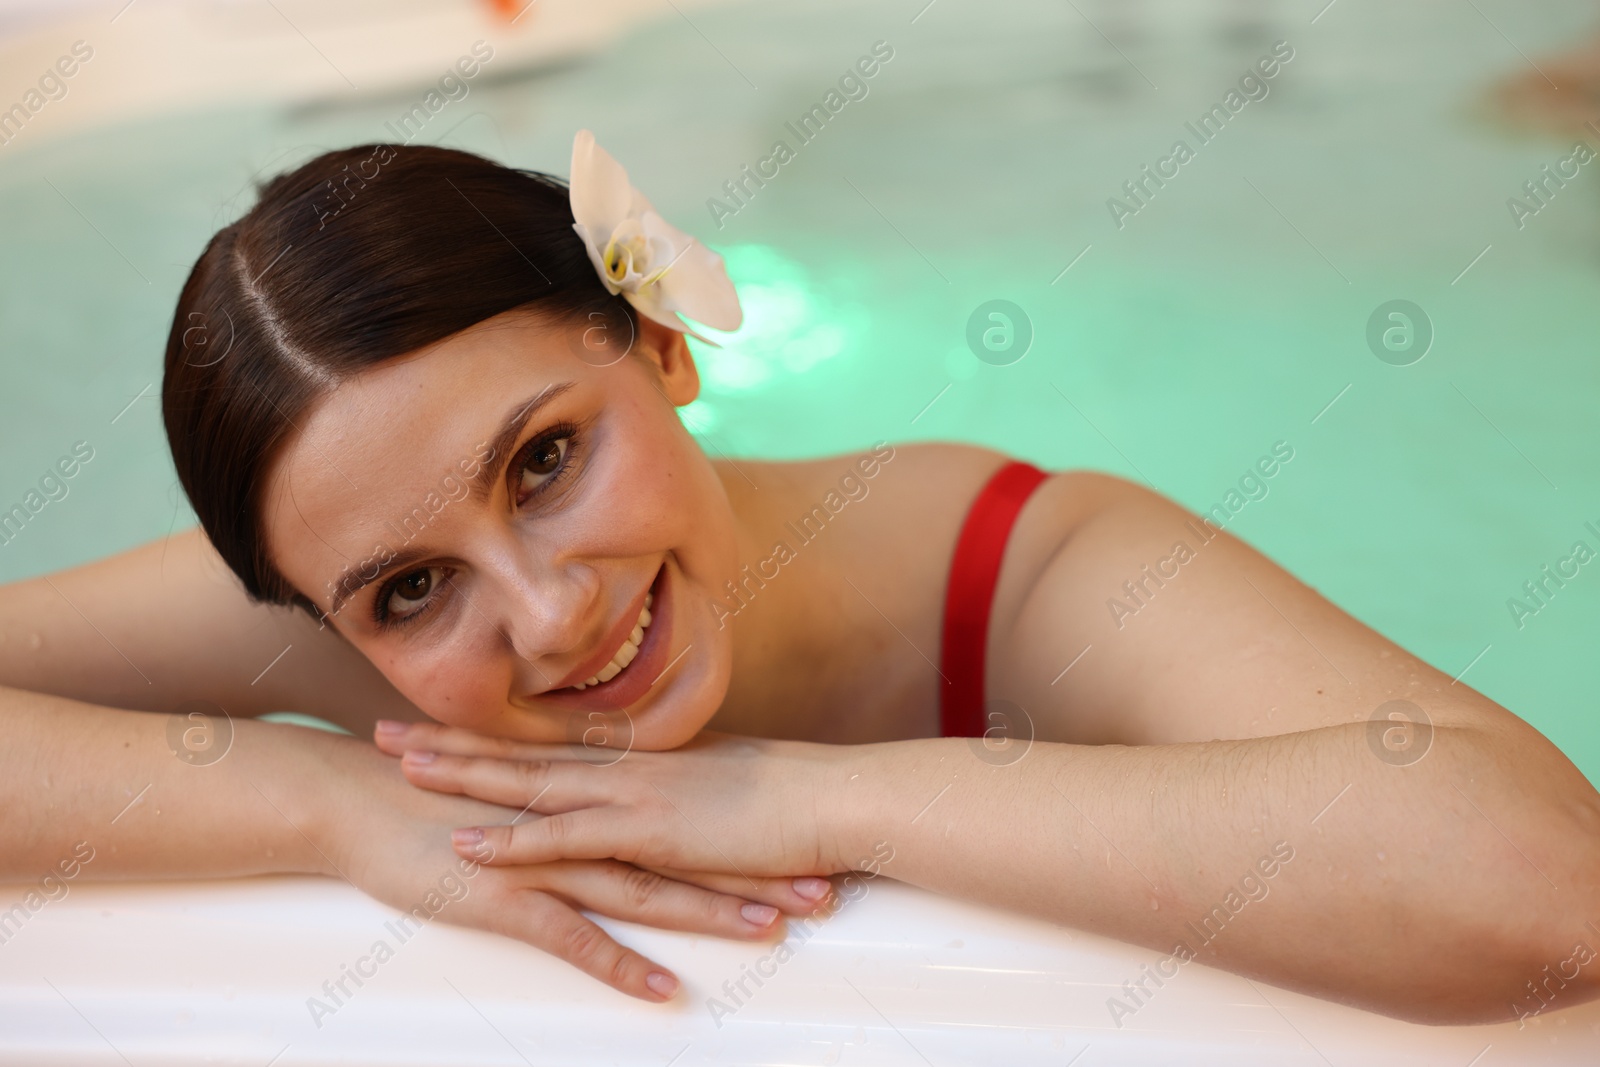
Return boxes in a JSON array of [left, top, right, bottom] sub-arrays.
[[1150, 899, 1160, 910], [29, 632, 42, 650]]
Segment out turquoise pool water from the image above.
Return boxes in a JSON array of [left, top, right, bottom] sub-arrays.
[[2, 0, 1597, 780]]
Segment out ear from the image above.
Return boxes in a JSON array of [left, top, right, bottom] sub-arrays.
[[635, 314, 700, 407]]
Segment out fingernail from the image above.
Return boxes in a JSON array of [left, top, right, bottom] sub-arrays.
[[740, 903, 779, 926], [374, 720, 406, 735], [792, 877, 831, 901], [452, 828, 485, 847], [645, 971, 679, 998], [403, 749, 436, 764]]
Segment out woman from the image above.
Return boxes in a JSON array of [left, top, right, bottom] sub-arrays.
[[2, 132, 1595, 1024]]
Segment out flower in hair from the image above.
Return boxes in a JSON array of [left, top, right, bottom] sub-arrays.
[[569, 129, 742, 345]]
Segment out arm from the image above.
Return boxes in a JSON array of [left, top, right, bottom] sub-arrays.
[[966, 470, 1600, 1021], [381, 472, 1600, 1024], [0, 685, 822, 999], [0, 525, 422, 734], [827, 726, 1599, 1027], [1, 683, 335, 881]]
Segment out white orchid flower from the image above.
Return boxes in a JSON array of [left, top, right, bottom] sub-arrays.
[[569, 129, 742, 345]]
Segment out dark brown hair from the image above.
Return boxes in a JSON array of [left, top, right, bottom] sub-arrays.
[[161, 142, 634, 622]]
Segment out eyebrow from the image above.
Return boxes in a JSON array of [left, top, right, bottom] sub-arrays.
[[322, 381, 576, 621]]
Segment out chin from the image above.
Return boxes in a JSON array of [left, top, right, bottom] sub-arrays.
[[624, 627, 732, 751]]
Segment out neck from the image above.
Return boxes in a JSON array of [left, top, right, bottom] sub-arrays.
[[703, 458, 921, 743], [706, 459, 811, 735]]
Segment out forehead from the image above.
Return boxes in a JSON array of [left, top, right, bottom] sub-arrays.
[[259, 312, 569, 598]]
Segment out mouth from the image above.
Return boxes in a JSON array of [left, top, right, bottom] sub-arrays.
[[540, 561, 677, 711]]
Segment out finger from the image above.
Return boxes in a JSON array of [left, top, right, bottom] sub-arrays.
[[503, 889, 680, 1002], [455, 809, 637, 867], [643, 865, 834, 915], [542, 860, 784, 941], [400, 751, 615, 812]]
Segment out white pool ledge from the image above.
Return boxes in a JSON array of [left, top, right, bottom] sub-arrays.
[[1, 875, 1595, 1065]]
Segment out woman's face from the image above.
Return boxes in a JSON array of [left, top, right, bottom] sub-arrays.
[[260, 307, 740, 751]]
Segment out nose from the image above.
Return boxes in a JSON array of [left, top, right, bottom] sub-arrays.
[[479, 535, 599, 686]]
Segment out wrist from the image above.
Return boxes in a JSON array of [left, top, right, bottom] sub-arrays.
[[234, 720, 381, 878], [816, 740, 914, 874], [827, 737, 985, 882]]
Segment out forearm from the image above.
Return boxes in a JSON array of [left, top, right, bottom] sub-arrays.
[[0, 527, 423, 733], [2, 684, 347, 882], [832, 719, 1600, 1023]]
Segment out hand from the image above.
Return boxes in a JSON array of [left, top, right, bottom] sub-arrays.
[[372, 721, 860, 884], [314, 737, 833, 1002]]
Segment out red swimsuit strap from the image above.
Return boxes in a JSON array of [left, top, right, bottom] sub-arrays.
[[939, 460, 1050, 739]]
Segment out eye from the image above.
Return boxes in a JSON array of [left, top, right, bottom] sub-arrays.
[[517, 434, 571, 502], [380, 565, 447, 625], [371, 425, 579, 632]]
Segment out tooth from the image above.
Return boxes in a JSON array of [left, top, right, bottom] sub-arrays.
[[569, 596, 656, 692]]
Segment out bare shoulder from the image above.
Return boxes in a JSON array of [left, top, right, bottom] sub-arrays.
[[987, 468, 1153, 680], [758, 443, 1146, 616], [828, 439, 1015, 508], [873, 440, 1014, 482], [737, 440, 1022, 538], [797, 440, 1017, 554], [860, 446, 1150, 535], [732, 438, 1046, 632], [768, 440, 1014, 489], [988, 467, 1525, 748]]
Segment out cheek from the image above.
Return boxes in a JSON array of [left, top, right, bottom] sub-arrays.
[[594, 404, 704, 543], [379, 647, 508, 728]]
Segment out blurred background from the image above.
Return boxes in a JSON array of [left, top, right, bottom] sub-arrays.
[[1, 0, 1597, 788]]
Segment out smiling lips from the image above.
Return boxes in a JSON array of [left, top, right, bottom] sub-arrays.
[[571, 592, 653, 690], [542, 562, 674, 709]]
